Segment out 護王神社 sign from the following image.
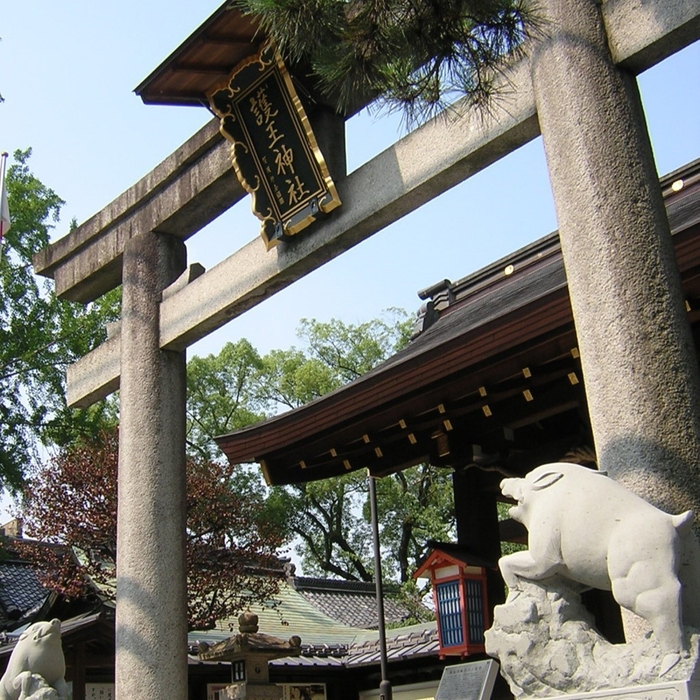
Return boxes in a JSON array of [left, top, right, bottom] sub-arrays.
[[208, 42, 341, 249]]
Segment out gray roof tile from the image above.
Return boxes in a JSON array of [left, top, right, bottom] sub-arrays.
[[292, 577, 414, 629], [0, 563, 50, 627]]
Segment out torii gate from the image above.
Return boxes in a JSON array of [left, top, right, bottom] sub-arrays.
[[32, 1, 700, 699]]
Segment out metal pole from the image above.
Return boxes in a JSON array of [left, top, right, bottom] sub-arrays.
[[0, 152, 8, 197], [368, 470, 393, 700]]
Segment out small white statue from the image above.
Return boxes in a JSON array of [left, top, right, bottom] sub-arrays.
[[0, 620, 69, 700], [498, 462, 697, 673]]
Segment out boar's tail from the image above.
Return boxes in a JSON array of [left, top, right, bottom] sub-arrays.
[[672, 510, 695, 536]]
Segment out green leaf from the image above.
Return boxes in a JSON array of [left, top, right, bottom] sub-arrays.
[[0, 149, 120, 491]]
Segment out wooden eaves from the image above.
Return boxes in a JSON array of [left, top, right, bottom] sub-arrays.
[[134, 3, 262, 107], [215, 158, 700, 486], [134, 1, 367, 113], [0, 609, 116, 670]]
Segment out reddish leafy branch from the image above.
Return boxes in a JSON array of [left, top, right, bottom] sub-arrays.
[[19, 429, 285, 630]]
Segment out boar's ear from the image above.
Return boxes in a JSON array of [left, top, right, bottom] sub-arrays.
[[532, 471, 564, 490]]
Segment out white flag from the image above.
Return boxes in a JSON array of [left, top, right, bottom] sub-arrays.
[[0, 181, 9, 240], [0, 154, 9, 241]]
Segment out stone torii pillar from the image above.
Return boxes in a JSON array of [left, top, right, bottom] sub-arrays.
[[531, 0, 700, 521], [116, 232, 188, 699]]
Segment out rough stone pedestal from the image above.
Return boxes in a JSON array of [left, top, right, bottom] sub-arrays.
[[484, 580, 700, 699], [547, 681, 700, 700]]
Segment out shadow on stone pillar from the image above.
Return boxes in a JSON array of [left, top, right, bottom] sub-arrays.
[[116, 231, 188, 700]]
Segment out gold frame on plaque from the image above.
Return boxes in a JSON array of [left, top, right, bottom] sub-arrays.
[[208, 41, 341, 250]]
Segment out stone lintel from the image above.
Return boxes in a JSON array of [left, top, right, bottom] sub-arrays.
[[66, 55, 538, 407], [32, 119, 242, 303], [33, 0, 699, 306], [605, 0, 700, 72], [63, 0, 700, 408], [67, 334, 121, 408]]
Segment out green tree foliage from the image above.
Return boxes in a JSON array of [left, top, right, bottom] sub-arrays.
[[0, 149, 119, 490], [266, 471, 374, 581], [186, 340, 283, 541], [185, 310, 412, 454], [267, 461, 455, 586], [258, 311, 413, 412], [186, 309, 455, 584], [373, 464, 455, 582], [234, 0, 539, 121], [266, 313, 454, 583], [187, 339, 267, 461], [20, 428, 285, 630], [19, 305, 452, 611]]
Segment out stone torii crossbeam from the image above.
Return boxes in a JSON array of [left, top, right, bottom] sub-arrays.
[[31, 2, 700, 699]]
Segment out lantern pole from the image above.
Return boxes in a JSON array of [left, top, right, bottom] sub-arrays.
[[368, 471, 393, 700]]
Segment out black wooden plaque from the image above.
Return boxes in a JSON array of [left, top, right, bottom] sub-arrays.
[[435, 660, 499, 700], [208, 42, 341, 249]]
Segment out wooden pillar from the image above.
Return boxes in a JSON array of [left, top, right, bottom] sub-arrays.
[[71, 643, 86, 700], [309, 107, 347, 182], [453, 467, 505, 610], [116, 232, 188, 700]]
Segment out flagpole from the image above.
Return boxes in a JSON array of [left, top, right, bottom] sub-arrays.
[[0, 152, 8, 202]]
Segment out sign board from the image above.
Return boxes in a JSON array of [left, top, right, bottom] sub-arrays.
[[86, 683, 115, 700], [435, 660, 499, 700], [209, 41, 341, 249]]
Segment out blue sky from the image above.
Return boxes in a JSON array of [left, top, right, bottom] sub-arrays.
[[2, 3, 699, 359]]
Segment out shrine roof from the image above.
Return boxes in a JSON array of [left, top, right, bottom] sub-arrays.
[[344, 623, 439, 668], [135, 2, 367, 114], [0, 562, 51, 630], [413, 542, 495, 580], [190, 576, 429, 658], [190, 620, 440, 671], [0, 607, 117, 662], [191, 579, 371, 649], [268, 622, 440, 670], [135, 3, 262, 107], [215, 157, 700, 487], [292, 576, 416, 630], [0, 532, 84, 632]]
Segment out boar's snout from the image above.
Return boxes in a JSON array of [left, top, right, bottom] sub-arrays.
[[500, 477, 522, 501]]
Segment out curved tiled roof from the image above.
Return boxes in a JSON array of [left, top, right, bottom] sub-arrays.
[[192, 580, 370, 649], [215, 158, 700, 486], [0, 562, 50, 629], [189, 578, 438, 671], [292, 577, 414, 629], [347, 623, 439, 667]]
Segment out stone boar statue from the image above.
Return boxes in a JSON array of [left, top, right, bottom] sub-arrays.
[[499, 462, 697, 669], [0, 619, 69, 700]]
